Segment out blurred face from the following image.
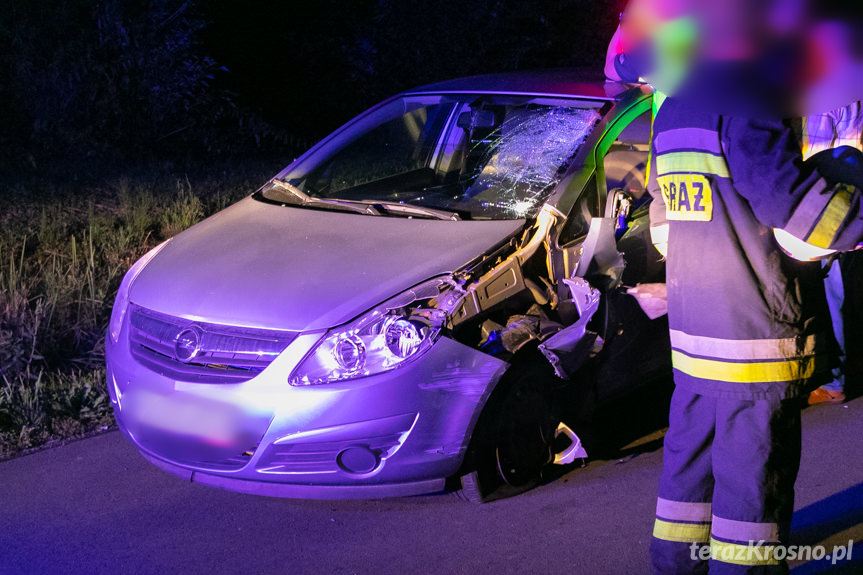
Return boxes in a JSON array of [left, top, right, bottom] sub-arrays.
[[765, 0, 811, 35], [624, 0, 861, 115]]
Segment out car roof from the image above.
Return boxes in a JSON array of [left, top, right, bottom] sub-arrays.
[[402, 68, 632, 100]]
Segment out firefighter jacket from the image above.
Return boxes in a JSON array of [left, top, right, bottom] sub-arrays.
[[647, 97, 863, 400]]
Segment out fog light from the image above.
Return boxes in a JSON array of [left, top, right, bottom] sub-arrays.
[[337, 447, 379, 474]]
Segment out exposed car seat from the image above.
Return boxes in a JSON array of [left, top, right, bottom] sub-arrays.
[[604, 146, 648, 199]]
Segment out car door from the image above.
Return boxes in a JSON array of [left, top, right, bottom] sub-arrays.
[[553, 91, 670, 404]]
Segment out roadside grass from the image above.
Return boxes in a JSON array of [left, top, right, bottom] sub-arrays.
[[0, 164, 275, 458]]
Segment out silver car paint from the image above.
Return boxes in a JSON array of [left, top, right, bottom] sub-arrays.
[[129, 197, 525, 331], [107, 320, 509, 496]]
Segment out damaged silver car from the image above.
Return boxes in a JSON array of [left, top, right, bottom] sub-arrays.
[[105, 70, 670, 502]]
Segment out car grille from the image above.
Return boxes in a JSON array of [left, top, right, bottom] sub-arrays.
[[128, 304, 297, 383]]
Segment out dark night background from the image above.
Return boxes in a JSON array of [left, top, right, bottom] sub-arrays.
[[0, 0, 626, 179]]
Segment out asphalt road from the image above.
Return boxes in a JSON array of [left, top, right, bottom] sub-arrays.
[[1, 397, 861, 575]]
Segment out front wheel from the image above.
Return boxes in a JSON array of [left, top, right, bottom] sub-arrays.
[[455, 354, 566, 502]]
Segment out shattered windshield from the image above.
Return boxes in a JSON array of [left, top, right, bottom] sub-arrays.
[[270, 94, 602, 220]]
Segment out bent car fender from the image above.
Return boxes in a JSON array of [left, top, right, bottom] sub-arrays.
[[538, 277, 602, 379]]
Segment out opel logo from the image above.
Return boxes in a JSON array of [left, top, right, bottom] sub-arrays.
[[174, 326, 203, 363]]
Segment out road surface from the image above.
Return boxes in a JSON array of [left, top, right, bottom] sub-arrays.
[[1, 397, 861, 574]]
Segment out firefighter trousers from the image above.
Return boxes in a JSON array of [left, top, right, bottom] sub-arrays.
[[650, 387, 803, 574]]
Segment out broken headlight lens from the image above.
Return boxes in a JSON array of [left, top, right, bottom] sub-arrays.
[[384, 318, 423, 358], [289, 278, 450, 386]]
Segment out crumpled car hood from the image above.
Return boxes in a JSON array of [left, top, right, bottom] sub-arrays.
[[130, 197, 524, 332]]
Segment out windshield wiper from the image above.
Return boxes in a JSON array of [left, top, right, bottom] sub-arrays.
[[266, 179, 381, 216], [268, 178, 310, 203], [265, 180, 460, 220], [364, 201, 462, 221]]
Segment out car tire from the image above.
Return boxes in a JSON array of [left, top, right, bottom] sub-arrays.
[[455, 349, 563, 503]]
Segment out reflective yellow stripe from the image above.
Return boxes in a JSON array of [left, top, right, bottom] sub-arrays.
[[670, 330, 823, 361], [653, 519, 711, 543], [800, 115, 813, 160], [710, 538, 779, 566], [807, 186, 853, 248], [672, 350, 820, 383], [656, 152, 730, 178], [785, 180, 831, 238]]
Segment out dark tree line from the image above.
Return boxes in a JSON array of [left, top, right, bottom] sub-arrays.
[[0, 0, 278, 175], [0, 0, 624, 176], [204, 0, 624, 137]]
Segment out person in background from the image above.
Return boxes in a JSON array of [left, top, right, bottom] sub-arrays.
[[795, 101, 863, 405], [792, 12, 863, 404]]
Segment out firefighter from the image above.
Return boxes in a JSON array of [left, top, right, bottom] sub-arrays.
[[647, 95, 863, 573], [791, 101, 863, 405]]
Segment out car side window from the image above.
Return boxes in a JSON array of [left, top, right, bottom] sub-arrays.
[[607, 109, 664, 285], [301, 104, 454, 197], [603, 109, 651, 200], [604, 145, 649, 200], [559, 108, 652, 246]]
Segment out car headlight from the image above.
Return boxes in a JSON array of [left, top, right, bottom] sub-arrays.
[[289, 278, 451, 386], [108, 240, 171, 343]]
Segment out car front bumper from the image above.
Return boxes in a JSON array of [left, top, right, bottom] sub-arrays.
[[106, 324, 508, 498]]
